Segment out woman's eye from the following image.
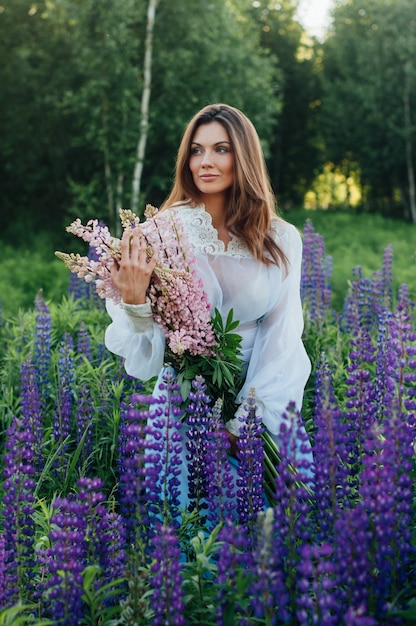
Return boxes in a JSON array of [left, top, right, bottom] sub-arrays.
[[191, 147, 202, 155], [217, 146, 228, 153]]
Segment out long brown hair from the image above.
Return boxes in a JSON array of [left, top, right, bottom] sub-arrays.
[[161, 103, 287, 267]]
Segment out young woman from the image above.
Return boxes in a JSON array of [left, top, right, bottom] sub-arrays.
[[105, 103, 312, 507]]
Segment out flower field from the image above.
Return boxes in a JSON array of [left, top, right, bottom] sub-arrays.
[[0, 219, 415, 625]]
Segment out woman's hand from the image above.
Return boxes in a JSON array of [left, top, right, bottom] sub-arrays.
[[110, 229, 158, 304]]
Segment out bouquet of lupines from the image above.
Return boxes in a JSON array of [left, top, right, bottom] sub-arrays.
[[56, 206, 245, 417]]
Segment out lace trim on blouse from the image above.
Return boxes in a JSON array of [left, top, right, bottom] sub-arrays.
[[173, 204, 251, 257]]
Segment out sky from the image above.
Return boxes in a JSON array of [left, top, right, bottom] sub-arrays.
[[296, 0, 334, 40]]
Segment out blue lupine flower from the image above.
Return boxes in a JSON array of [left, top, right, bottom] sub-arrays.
[[75, 383, 94, 468], [236, 390, 264, 535], [215, 519, 253, 622], [52, 332, 75, 479], [297, 543, 339, 626], [2, 417, 36, 607], [247, 508, 289, 623], [34, 290, 52, 395], [204, 399, 236, 528], [19, 359, 44, 471], [185, 375, 212, 514], [76, 321, 92, 360], [148, 523, 185, 625], [301, 219, 332, 323], [42, 497, 88, 624], [312, 356, 351, 541]]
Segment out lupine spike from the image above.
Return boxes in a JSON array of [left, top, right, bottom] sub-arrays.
[[1, 417, 36, 607]]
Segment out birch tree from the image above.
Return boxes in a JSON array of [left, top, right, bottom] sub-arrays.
[[131, 0, 159, 213]]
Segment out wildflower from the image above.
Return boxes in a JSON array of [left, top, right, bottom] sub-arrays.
[[148, 523, 185, 626], [117, 396, 156, 547], [312, 356, 351, 541], [204, 399, 236, 528], [76, 321, 92, 360], [34, 290, 51, 395], [296, 543, 339, 626], [185, 375, 212, 514], [301, 219, 332, 323], [145, 369, 184, 524], [42, 497, 88, 624], [52, 333, 75, 479], [19, 359, 44, 471], [235, 390, 265, 534], [270, 404, 313, 614], [75, 383, 94, 468], [1, 417, 36, 607], [248, 508, 289, 622]]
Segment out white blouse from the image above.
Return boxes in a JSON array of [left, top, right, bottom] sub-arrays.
[[105, 204, 311, 437]]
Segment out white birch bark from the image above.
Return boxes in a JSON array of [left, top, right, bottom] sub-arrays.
[[131, 0, 159, 213]]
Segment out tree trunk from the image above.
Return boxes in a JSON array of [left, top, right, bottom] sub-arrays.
[[131, 0, 159, 214], [404, 59, 416, 223]]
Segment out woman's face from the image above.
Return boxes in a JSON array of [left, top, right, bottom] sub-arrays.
[[189, 121, 234, 198]]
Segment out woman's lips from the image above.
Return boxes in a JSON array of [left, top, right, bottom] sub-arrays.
[[199, 174, 218, 181]]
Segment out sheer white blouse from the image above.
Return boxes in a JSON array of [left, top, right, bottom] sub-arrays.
[[105, 204, 311, 438]]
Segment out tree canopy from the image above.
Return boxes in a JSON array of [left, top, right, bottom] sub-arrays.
[[1, 0, 415, 241]]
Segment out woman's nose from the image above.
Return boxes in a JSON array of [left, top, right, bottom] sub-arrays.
[[201, 151, 213, 167]]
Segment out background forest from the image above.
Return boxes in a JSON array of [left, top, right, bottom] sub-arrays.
[[1, 0, 416, 248]]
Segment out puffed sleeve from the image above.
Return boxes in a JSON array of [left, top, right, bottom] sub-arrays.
[[104, 299, 166, 380], [235, 223, 311, 436]]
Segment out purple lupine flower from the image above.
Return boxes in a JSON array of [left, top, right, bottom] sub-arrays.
[[389, 298, 416, 415], [34, 290, 52, 395], [374, 310, 398, 421], [148, 523, 185, 626], [75, 384, 94, 468], [344, 606, 376, 626], [144, 369, 184, 524], [117, 395, 157, 548], [359, 416, 415, 617], [19, 359, 44, 471], [215, 518, 253, 623], [296, 543, 339, 626], [247, 508, 289, 623], [235, 390, 264, 536], [76, 477, 126, 587], [52, 332, 75, 478], [342, 247, 393, 333], [301, 219, 332, 323], [270, 404, 313, 616], [185, 375, 212, 514], [42, 496, 88, 624], [1, 417, 36, 607], [333, 505, 373, 614], [343, 305, 377, 482], [0, 534, 5, 606], [76, 321, 92, 360], [379, 244, 394, 312], [312, 356, 351, 541], [204, 399, 236, 528]]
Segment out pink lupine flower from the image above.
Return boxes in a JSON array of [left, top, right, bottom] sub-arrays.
[[56, 206, 218, 357]]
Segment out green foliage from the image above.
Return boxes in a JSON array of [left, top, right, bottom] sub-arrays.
[[321, 0, 416, 218], [170, 308, 245, 420]]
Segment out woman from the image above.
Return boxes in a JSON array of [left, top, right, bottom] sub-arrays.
[[105, 103, 312, 507]]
